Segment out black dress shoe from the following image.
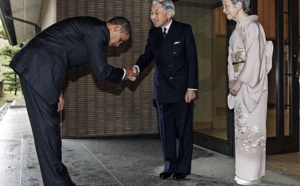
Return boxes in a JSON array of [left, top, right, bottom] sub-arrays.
[[172, 172, 187, 180], [159, 172, 173, 179]]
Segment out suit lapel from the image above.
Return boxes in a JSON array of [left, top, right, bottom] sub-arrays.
[[163, 20, 181, 49], [165, 20, 179, 41], [154, 27, 164, 45], [152, 20, 181, 61], [151, 27, 164, 60]]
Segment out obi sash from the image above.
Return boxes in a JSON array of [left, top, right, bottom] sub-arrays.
[[231, 49, 245, 73]]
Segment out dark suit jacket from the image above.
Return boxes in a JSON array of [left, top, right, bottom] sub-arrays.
[[10, 16, 124, 105], [135, 20, 198, 103]]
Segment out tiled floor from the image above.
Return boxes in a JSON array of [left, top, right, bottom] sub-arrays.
[[0, 100, 300, 185]]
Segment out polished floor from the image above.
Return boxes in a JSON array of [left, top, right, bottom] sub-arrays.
[[266, 152, 300, 177], [0, 100, 299, 185]]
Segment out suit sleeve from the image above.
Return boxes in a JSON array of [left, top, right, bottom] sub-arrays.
[[84, 26, 124, 84], [185, 26, 198, 89], [135, 31, 154, 72]]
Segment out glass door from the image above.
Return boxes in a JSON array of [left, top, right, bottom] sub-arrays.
[[174, 0, 233, 156], [264, 0, 299, 154]]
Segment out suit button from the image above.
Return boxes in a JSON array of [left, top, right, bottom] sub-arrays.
[[173, 52, 177, 54], [168, 65, 173, 67], [170, 77, 173, 80]]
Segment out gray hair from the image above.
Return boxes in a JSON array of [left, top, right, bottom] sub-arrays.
[[152, 0, 175, 18], [230, 0, 250, 14]]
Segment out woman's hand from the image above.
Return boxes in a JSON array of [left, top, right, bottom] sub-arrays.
[[229, 79, 235, 87], [229, 79, 242, 96]]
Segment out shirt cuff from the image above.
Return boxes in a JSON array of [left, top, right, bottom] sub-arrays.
[[122, 69, 126, 80], [188, 88, 197, 91], [133, 65, 140, 74]]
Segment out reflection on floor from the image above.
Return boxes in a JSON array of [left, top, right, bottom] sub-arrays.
[[196, 128, 227, 140], [267, 152, 300, 176]]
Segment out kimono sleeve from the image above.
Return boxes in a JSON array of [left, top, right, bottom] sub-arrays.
[[237, 23, 264, 88], [227, 35, 234, 81]]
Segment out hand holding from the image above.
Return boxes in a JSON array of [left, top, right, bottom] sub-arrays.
[[126, 67, 138, 81]]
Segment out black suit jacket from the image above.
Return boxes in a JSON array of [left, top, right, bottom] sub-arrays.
[[10, 16, 124, 105], [136, 20, 198, 103]]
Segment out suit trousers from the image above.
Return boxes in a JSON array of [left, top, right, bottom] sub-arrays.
[[20, 76, 74, 186], [156, 99, 193, 174]]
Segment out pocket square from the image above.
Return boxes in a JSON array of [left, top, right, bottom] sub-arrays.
[[174, 42, 180, 44]]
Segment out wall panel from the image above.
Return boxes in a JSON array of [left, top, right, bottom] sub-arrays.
[[57, 0, 157, 137]]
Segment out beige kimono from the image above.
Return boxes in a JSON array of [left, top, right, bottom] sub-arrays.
[[227, 15, 268, 181]]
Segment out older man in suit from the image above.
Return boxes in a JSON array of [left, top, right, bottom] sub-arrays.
[[10, 16, 135, 186], [128, 0, 198, 180]]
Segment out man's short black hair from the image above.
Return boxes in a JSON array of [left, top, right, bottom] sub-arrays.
[[109, 17, 132, 35]]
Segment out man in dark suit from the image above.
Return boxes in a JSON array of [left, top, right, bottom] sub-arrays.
[[128, 0, 198, 180], [10, 16, 135, 186]]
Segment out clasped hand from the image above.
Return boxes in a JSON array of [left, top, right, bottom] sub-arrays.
[[126, 67, 138, 81], [229, 79, 242, 96]]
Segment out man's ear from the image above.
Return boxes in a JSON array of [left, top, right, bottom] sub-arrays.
[[167, 11, 172, 19], [114, 25, 121, 31]]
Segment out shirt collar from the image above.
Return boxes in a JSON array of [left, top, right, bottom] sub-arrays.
[[162, 19, 173, 34]]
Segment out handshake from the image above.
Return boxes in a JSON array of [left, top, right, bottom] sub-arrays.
[[125, 66, 139, 81]]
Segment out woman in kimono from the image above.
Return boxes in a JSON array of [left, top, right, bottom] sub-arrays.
[[222, 0, 269, 185]]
